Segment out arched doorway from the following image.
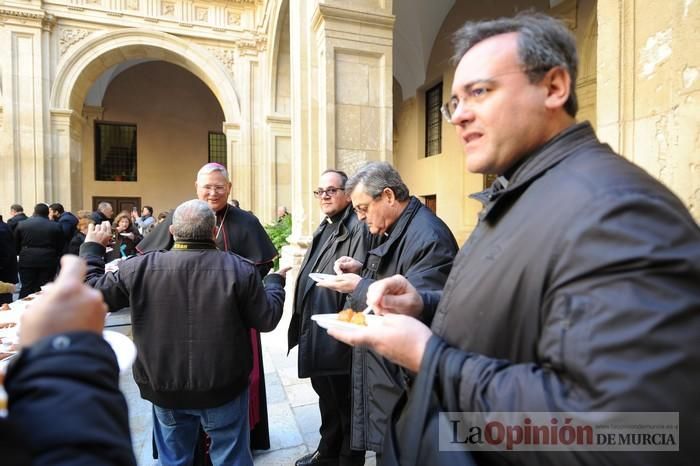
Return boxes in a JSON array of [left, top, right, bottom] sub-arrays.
[[49, 28, 241, 212]]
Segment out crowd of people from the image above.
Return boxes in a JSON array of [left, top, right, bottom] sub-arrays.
[[1, 11, 699, 466], [0, 201, 167, 301]]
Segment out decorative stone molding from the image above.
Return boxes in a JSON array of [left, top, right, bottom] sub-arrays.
[[126, 0, 139, 11], [311, 3, 394, 33], [208, 47, 235, 75], [59, 28, 91, 56], [195, 7, 208, 22], [227, 11, 241, 25], [236, 35, 266, 56], [0, 8, 45, 20], [161, 2, 175, 17]]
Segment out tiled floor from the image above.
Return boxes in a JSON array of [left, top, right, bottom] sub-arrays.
[[112, 304, 376, 466]]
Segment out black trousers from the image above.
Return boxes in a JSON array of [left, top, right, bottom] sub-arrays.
[[311, 373, 365, 466], [18, 267, 56, 298]]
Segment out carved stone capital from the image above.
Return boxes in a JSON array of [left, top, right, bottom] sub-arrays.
[[236, 35, 266, 56]]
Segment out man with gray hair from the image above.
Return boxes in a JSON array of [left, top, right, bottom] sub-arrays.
[[80, 199, 288, 465], [90, 201, 113, 225], [319, 161, 458, 458]]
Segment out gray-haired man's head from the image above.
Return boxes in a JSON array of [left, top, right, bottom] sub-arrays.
[[170, 200, 216, 241], [345, 161, 409, 201]]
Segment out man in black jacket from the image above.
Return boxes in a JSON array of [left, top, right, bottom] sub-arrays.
[[137, 162, 278, 451], [81, 199, 288, 465], [6, 204, 27, 232], [14, 203, 64, 297], [327, 13, 700, 466], [0, 217, 17, 304], [289, 169, 368, 466], [319, 161, 458, 457], [49, 203, 79, 253], [0, 254, 135, 465]]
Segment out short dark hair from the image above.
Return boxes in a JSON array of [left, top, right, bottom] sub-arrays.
[[452, 12, 579, 117], [143, 205, 153, 215], [345, 161, 410, 202], [49, 203, 65, 214], [10, 204, 23, 213], [33, 203, 49, 217], [321, 169, 349, 188]]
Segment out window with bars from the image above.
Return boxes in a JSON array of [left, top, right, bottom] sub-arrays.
[[208, 132, 227, 168], [95, 122, 137, 181], [425, 82, 442, 157]]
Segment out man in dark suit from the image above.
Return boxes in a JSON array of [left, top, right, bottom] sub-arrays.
[[6, 204, 28, 233], [14, 204, 64, 297], [289, 169, 368, 466], [49, 203, 79, 253]]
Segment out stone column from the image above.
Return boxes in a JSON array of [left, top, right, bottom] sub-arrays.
[[223, 120, 242, 204], [49, 109, 85, 212], [231, 35, 267, 219], [0, 6, 53, 207], [284, 0, 394, 269], [230, 56, 254, 213], [597, 0, 700, 220]]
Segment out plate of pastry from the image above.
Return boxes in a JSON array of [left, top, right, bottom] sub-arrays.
[[311, 310, 382, 331]]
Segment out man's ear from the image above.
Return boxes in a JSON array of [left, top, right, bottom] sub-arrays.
[[384, 187, 396, 204], [543, 66, 571, 111], [168, 225, 175, 236]]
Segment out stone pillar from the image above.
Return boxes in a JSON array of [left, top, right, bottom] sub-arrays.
[[0, 6, 53, 208], [597, 0, 700, 220], [49, 109, 85, 212], [223, 120, 243, 205], [231, 35, 267, 220], [230, 56, 254, 213], [284, 0, 394, 269]]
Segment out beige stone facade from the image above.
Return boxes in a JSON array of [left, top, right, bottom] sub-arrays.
[[1, 0, 698, 257]]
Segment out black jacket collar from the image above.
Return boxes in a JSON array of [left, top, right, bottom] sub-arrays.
[[471, 122, 601, 220]]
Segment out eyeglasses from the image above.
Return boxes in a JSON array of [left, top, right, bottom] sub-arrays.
[[353, 204, 370, 215], [199, 184, 227, 194], [313, 187, 344, 198], [440, 67, 550, 124], [353, 190, 385, 215]]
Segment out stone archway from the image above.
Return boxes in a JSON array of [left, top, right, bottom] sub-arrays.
[[48, 28, 241, 210]]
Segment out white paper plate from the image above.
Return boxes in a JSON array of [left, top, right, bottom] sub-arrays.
[[311, 313, 382, 331], [103, 330, 137, 373], [308, 273, 340, 283]]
